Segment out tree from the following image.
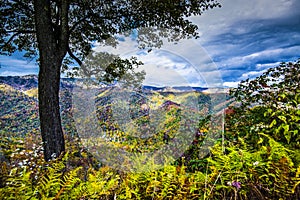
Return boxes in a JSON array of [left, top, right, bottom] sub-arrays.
[[0, 0, 221, 161], [231, 59, 300, 110], [228, 59, 300, 148]]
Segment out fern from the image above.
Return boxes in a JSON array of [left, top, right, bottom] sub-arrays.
[[34, 161, 65, 199], [0, 167, 34, 200]]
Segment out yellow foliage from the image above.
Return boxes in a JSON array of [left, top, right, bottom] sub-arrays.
[[24, 88, 38, 98]]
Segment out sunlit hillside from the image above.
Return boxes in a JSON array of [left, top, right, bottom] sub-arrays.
[[0, 83, 39, 137]]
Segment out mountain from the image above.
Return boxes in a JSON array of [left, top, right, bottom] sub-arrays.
[[172, 86, 208, 92], [0, 75, 231, 138], [0, 75, 208, 92], [0, 75, 38, 90], [142, 85, 208, 92], [0, 75, 74, 91]]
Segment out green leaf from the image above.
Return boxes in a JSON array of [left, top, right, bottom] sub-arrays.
[[282, 124, 291, 143], [257, 137, 264, 144], [278, 115, 287, 123], [269, 119, 277, 128]]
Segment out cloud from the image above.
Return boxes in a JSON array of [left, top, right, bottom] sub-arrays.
[[92, 6, 300, 86], [218, 46, 300, 69], [139, 64, 190, 86], [92, 35, 223, 87], [255, 62, 281, 70], [188, 0, 300, 85], [240, 69, 268, 80], [0, 55, 38, 76], [135, 49, 210, 86], [192, 0, 299, 37], [223, 81, 240, 88]]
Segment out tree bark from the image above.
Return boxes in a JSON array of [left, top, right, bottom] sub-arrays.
[[34, 0, 69, 161], [38, 56, 65, 161]]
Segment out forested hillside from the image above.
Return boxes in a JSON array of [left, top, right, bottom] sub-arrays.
[[0, 60, 299, 199]]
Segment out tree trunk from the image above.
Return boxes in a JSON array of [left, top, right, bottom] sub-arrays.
[[34, 0, 69, 161], [38, 57, 65, 161]]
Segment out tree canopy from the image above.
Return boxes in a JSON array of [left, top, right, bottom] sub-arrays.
[[1, 0, 221, 65]]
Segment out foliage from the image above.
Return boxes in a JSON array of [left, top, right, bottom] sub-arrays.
[[0, 0, 221, 60], [0, 136, 119, 200], [206, 134, 298, 199], [231, 59, 300, 108], [1, 60, 300, 199], [220, 59, 300, 199], [79, 52, 146, 89], [227, 59, 300, 151], [24, 88, 38, 98]]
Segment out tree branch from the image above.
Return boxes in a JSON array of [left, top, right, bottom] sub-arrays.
[[69, 12, 125, 34], [6, 29, 35, 33], [0, 29, 36, 50], [11, 0, 34, 13], [67, 46, 82, 66], [1, 33, 19, 49], [69, 16, 90, 33]]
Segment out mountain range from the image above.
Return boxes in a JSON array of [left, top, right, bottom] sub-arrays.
[[0, 74, 231, 138], [0, 75, 209, 92]]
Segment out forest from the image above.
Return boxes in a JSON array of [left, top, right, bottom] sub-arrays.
[[0, 60, 299, 199]]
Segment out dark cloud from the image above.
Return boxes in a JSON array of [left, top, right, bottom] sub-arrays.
[[207, 16, 300, 56], [190, 0, 300, 86], [202, 11, 300, 85]]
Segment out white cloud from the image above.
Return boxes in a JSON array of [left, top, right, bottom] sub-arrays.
[[135, 50, 208, 86], [240, 69, 267, 80], [0, 70, 32, 76], [223, 81, 240, 88], [0, 56, 38, 76], [139, 64, 190, 86], [243, 49, 284, 60], [1, 56, 37, 69], [92, 35, 223, 87], [256, 62, 281, 69]]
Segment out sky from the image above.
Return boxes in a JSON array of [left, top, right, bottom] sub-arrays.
[[1, 0, 300, 87]]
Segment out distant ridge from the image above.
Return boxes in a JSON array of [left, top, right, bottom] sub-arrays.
[[0, 75, 74, 90], [0, 75, 208, 92], [142, 85, 165, 91], [173, 86, 208, 92], [142, 85, 208, 92], [0, 75, 38, 90]]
